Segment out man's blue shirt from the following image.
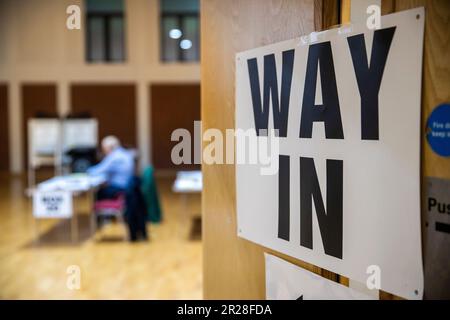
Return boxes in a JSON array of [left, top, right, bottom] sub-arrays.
[[87, 147, 134, 189]]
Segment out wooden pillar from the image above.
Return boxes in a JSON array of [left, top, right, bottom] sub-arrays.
[[201, 0, 339, 299]]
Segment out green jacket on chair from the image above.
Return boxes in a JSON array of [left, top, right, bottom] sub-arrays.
[[141, 166, 162, 223]]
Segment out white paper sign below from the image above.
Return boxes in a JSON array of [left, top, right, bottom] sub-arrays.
[[33, 191, 73, 219], [265, 253, 375, 300], [236, 8, 425, 300]]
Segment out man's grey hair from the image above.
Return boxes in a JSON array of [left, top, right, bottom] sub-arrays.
[[102, 135, 121, 151]]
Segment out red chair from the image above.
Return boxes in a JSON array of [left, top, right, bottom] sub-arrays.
[[93, 193, 127, 240]]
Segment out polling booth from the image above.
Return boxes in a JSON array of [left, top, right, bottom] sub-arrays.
[[27, 118, 62, 188], [27, 117, 98, 187], [28, 117, 100, 242], [28, 116, 154, 243], [201, 0, 450, 300], [62, 118, 98, 173]]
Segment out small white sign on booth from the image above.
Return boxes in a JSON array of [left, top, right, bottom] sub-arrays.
[[265, 253, 374, 300], [33, 191, 73, 219]]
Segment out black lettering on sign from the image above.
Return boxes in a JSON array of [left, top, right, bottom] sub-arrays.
[[428, 197, 437, 211], [428, 197, 450, 214], [300, 157, 343, 259], [42, 195, 63, 212], [247, 50, 295, 137], [347, 27, 396, 140], [251, 27, 398, 260], [435, 222, 450, 234], [278, 155, 290, 241], [299, 41, 344, 139], [277, 156, 343, 259]]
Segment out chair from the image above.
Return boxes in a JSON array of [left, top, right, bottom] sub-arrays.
[[93, 193, 127, 240]]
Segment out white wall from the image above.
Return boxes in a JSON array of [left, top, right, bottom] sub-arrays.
[[0, 0, 201, 173]]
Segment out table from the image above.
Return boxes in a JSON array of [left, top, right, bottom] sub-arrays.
[[172, 171, 202, 239], [34, 174, 106, 243], [172, 170, 202, 193]]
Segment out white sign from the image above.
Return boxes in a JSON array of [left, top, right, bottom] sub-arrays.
[[265, 253, 374, 300], [33, 191, 73, 219], [236, 8, 424, 299]]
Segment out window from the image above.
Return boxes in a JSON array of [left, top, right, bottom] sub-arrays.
[[86, 0, 126, 62], [160, 0, 200, 62]]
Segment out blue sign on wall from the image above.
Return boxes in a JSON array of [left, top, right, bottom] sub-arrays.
[[426, 104, 450, 157]]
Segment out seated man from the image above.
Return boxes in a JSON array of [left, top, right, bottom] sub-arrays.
[[87, 136, 134, 200]]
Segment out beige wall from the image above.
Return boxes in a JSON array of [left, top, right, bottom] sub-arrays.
[[0, 0, 201, 173]]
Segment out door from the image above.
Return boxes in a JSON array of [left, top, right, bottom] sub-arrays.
[[201, 0, 339, 299]]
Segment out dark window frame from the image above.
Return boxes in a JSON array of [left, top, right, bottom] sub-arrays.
[[160, 11, 200, 62], [86, 11, 126, 63]]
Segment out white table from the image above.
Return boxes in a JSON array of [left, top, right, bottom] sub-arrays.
[[172, 171, 202, 239], [34, 174, 106, 243], [37, 174, 105, 192], [172, 170, 202, 193]]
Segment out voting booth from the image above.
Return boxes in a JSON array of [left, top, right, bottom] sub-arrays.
[[28, 118, 100, 243], [62, 119, 98, 173], [27, 118, 98, 187], [28, 119, 63, 188]]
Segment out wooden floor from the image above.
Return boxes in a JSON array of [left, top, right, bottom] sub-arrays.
[[0, 173, 202, 299]]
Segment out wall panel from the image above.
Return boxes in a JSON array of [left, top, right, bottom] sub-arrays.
[[21, 83, 57, 168], [150, 83, 201, 170], [71, 84, 137, 149]]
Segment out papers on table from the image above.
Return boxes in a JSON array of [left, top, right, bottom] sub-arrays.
[[37, 174, 106, 193], [172, 171, 202, 193]]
